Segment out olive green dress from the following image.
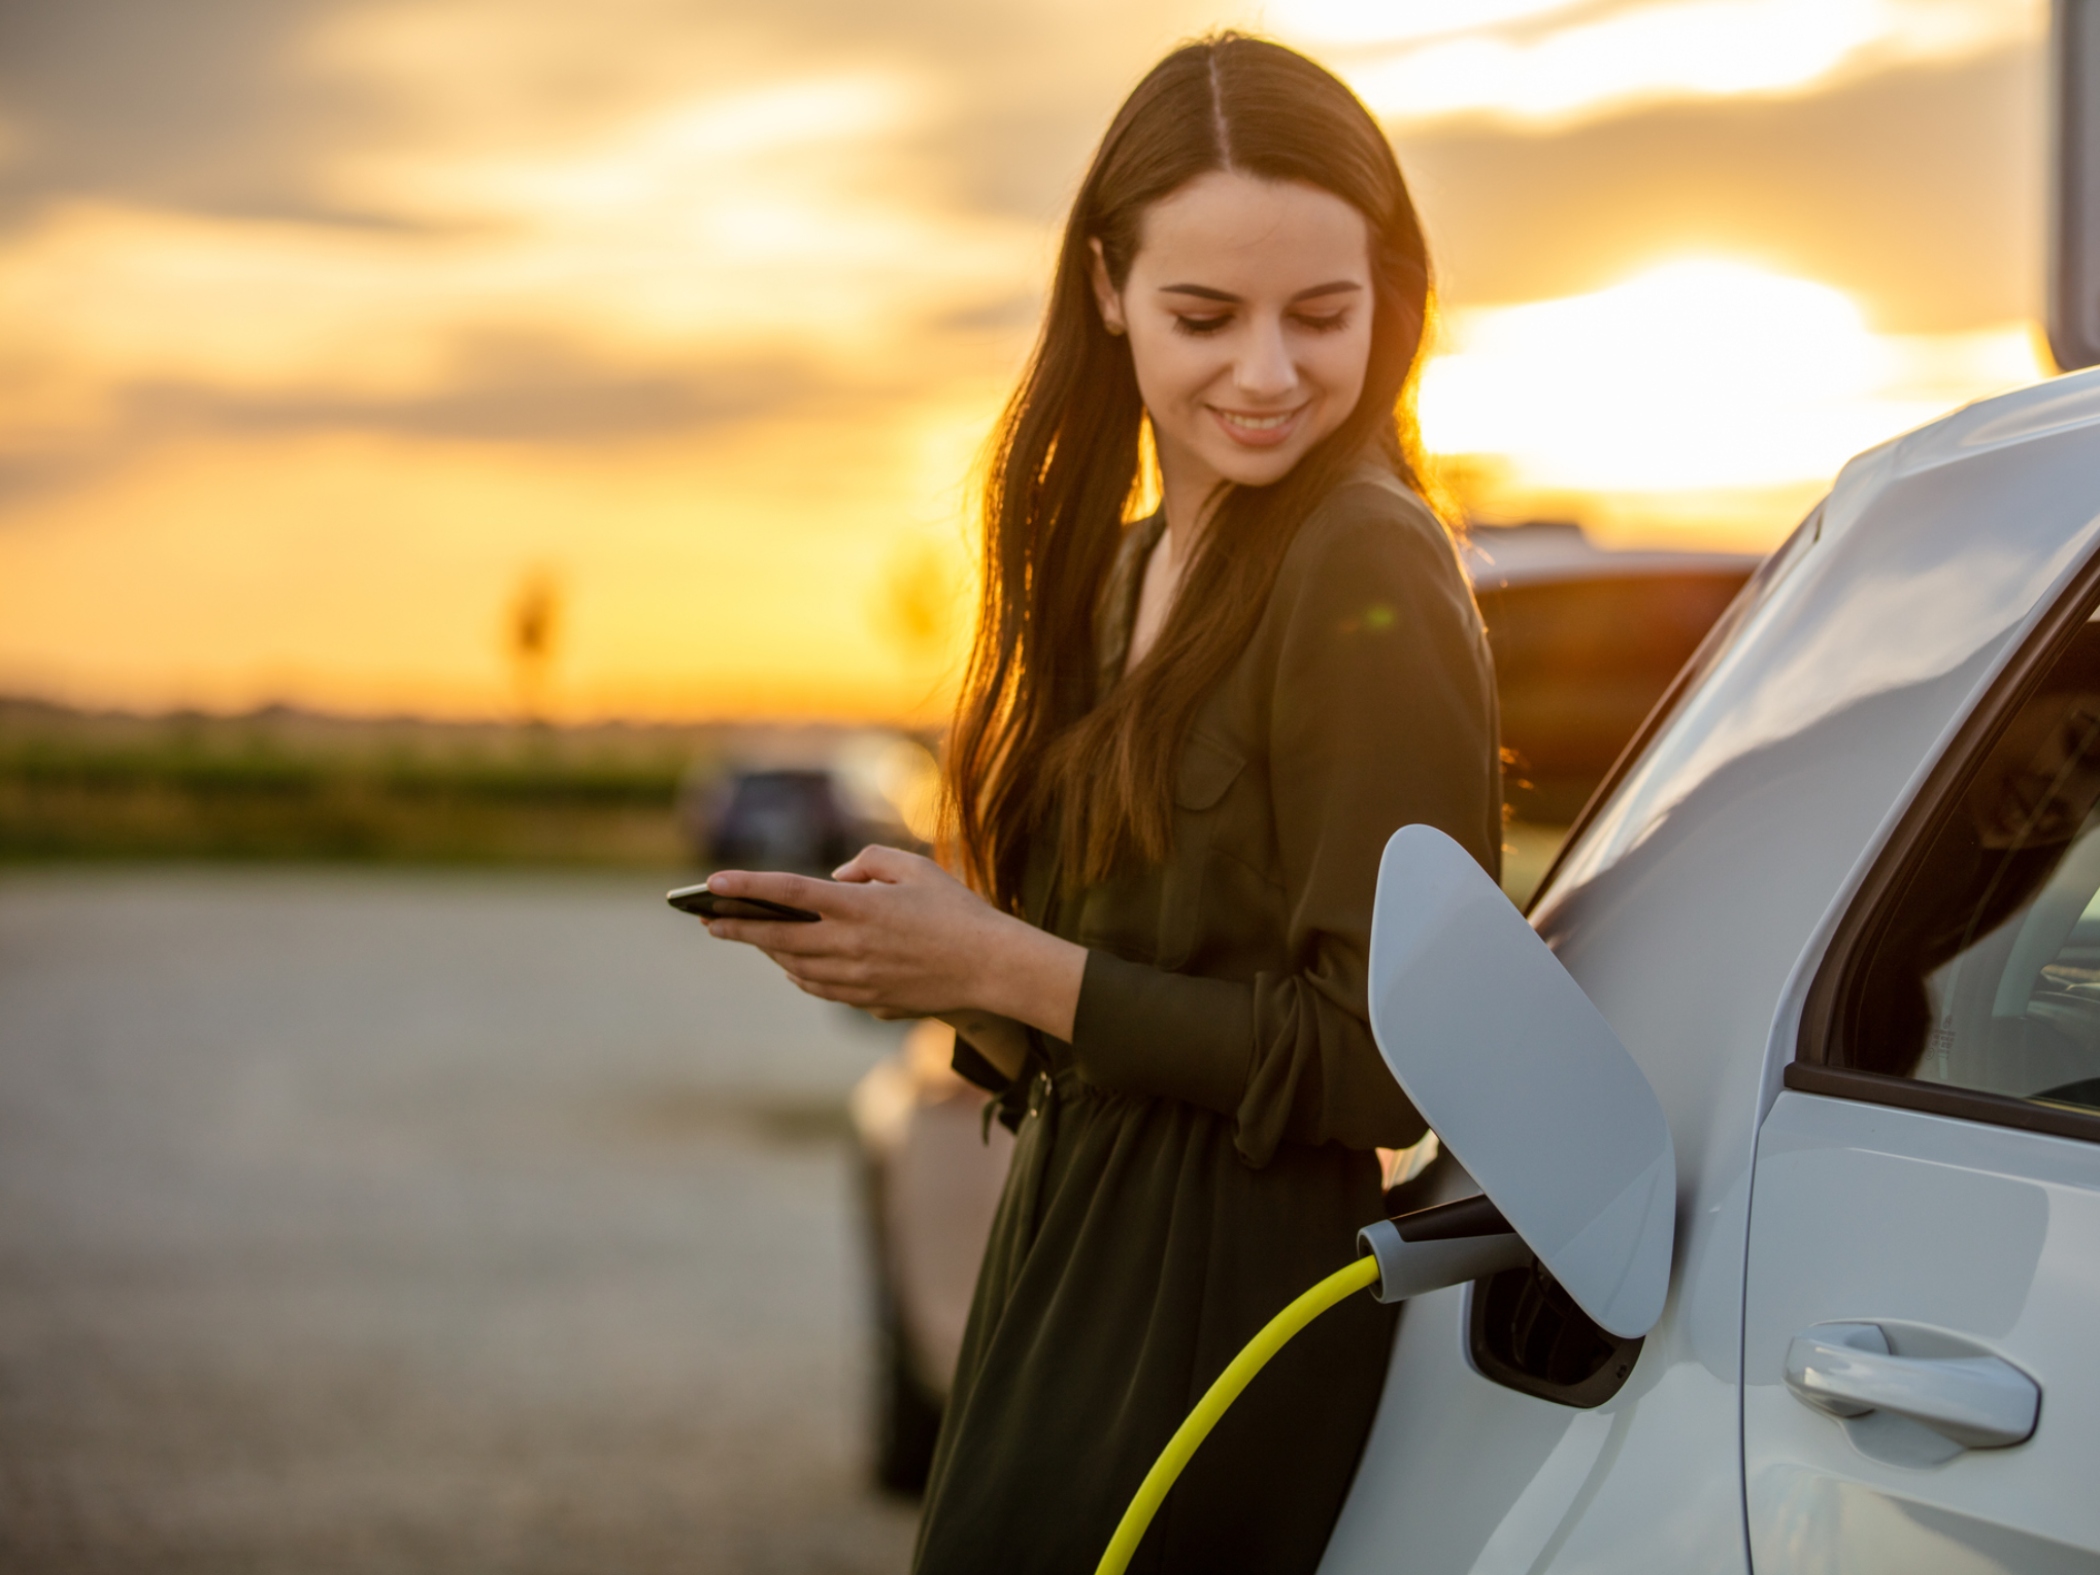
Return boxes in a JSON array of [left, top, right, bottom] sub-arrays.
[[913, 465, 1501, 1575]]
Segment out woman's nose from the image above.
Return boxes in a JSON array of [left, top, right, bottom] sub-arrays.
[[1234, 320, 1298, 400]]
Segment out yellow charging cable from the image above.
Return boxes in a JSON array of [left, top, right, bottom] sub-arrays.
[[1093, 1253, 1382, 1575]]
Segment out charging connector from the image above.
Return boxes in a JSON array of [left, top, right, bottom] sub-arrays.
[[1356, 1193, 1531, 1304]]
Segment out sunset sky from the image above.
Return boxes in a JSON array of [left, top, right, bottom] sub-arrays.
[[0, 0, 2054, 722]]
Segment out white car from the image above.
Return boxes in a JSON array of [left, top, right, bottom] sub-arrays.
[[1321, 366, 2100, 1572]]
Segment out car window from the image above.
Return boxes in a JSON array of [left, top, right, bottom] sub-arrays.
[[1836, 612, 2100, 1118]]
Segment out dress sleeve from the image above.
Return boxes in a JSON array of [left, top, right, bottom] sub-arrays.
[[1068, 487, 1502, 1167]]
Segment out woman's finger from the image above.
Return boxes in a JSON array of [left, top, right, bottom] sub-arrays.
[[832, 844, 924, 884], [704, 868, 858, 916], [783, 971, 872, 1006], [762, 949, 875, 988], [706, 916, 868, 957], [769, 951, 888, 1002]]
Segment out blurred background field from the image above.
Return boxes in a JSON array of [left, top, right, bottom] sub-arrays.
[[0, 698, 709, 864], [0, 699, 947, 869]]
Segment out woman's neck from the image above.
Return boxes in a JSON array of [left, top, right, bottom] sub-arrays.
[[1128, 446, 1219, 675], [1125, 521, 1182, 675], [1156, 444, 1222, 563]]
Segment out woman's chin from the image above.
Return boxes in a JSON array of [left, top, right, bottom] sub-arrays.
[[1210, 444, 1311, 489]]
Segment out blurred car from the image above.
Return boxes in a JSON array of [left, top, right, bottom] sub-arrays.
[[849, 524, 1759, 1493], [1463, 521, 1759, 822], [683, 733, 941, 873], [695, 768, 863, 873], [849, 1019, 1013, 1491]]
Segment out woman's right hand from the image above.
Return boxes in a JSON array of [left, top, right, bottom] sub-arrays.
[[701, 845, 1086, 1057]]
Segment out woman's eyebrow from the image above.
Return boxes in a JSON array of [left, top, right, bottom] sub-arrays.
[[1288, 280, 1364, 301], [1156, 280, 1364, 303]]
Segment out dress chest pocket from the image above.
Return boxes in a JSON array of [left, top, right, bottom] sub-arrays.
[[1175, 732, 1245, 813]]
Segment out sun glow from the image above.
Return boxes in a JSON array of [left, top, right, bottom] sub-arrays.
[[1420, 260, 2045, 501]]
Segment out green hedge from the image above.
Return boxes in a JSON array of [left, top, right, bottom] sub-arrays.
[[0, 710, 712, 865]]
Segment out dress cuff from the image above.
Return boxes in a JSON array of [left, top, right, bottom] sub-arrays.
[[951, 1035, 1017, 1095], [1069, 948, 1253, 1118]]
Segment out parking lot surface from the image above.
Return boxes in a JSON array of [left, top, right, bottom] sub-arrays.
[[0, 865, 919, 1574]]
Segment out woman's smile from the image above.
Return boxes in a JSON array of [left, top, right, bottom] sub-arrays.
[[1210, 402, 1309, 447]]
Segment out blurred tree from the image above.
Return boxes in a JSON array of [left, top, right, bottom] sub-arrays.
[[875, 536, 962, 681], [507, 567, 563, 724]]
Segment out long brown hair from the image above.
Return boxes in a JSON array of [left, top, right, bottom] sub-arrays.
[[947, 33, 1438, 909]]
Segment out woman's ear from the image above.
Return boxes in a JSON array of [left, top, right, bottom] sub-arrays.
[[1088, 237, 1128, 337]]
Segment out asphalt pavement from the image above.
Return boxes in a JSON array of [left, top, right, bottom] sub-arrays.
[[0, 864, 922, 1574]]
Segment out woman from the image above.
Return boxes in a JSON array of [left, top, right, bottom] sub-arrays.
[[705, 33, 1500, 1574]]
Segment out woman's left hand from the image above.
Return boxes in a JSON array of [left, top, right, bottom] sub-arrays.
[[702, 846, 1084, 1038]]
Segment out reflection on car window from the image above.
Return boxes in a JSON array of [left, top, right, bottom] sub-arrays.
[[1845, 616, 2100, 1115]]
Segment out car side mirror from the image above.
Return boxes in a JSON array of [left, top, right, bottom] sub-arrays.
[[1364, 825, 1676, 1340]]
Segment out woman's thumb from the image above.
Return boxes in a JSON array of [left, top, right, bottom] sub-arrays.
[[833, 844, 908, 883]]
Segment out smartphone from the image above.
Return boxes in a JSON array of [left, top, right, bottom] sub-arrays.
[[666, 882, 822, 923]]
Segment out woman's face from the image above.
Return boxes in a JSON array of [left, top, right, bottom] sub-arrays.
[[1091, 170, 1374, 501]]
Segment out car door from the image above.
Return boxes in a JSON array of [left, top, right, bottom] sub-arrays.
[[1742, 582, 2100, 1572]]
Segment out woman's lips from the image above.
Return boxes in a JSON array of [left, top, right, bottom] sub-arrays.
[[1209, 403, 1306, 449]]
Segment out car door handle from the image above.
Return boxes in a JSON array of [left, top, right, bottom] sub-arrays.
[[1784, 1322, 2039, 1449]]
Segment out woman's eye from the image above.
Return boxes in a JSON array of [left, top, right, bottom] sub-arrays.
[[1294, 311, 1351, 333], [1172, 315, 1231, 336]]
